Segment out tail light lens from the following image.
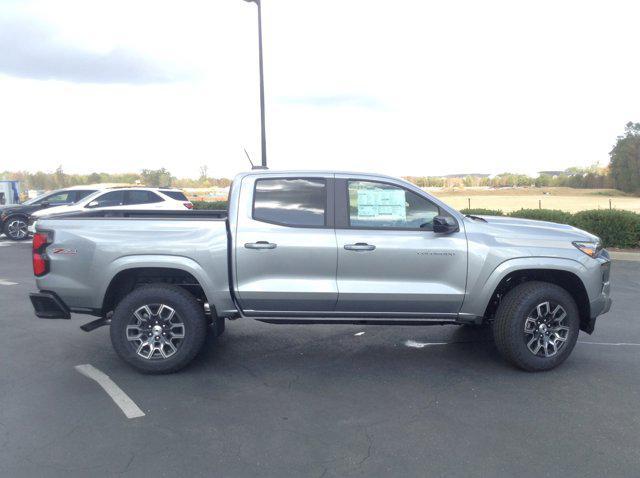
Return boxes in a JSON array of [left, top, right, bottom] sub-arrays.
[[33, 232, 52, 277], [183, 202, 194, 209]]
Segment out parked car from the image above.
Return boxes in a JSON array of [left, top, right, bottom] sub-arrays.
[[0, 186, 99, 240], [30, 187, 193, 225], [29, 170, 611, 373]]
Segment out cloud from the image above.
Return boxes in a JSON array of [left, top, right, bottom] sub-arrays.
[[0, 15, 189, 84], [279, 94, 386, 110]]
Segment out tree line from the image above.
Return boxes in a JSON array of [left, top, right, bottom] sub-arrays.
[[2, 122, 639, 194], [0, 166, 231, 191]]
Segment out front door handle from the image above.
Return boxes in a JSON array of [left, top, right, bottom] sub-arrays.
[[245, 241, 277, 250], [344, 243, 376, 251]]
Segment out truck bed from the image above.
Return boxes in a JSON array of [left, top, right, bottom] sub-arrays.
[[41, 209, 228, 220]]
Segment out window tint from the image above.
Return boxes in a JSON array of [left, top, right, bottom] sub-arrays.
[[75, 190, 97, 201], [43, 192, 73, 205], [160, 190, 188, 201], [348, 181, 441, 230], [253, 178, 326, 227], [127, 190, 163, 205], [87, 191, 125, 208]]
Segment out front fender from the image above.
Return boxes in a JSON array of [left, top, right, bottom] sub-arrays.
[[459, 256, 588, 318]]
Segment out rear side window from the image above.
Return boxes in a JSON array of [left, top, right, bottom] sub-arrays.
[[161, 190, 188, 201], [253, 178, 326, 227], [126, 190, 163, 205]]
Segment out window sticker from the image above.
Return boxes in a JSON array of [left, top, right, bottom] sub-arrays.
[[356, 188, 406, 221]]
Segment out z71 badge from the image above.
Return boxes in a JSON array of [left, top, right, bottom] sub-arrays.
[[51, 248, 77, 255]]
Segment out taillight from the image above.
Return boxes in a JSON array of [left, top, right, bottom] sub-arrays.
[[183, 202, 194, 209], [33, 232, 52, 277]]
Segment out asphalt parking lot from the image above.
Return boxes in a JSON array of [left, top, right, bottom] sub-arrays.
[[1, 236, 639, 477]]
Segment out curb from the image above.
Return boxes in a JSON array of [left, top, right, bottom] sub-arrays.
[[610, 251, 640, 262]]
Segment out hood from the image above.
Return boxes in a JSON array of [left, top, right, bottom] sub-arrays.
[[31, 204, 76, 218], [0, 204, 34, 216], [470, 215, 599, 243]]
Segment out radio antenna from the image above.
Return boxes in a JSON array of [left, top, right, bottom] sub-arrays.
[[244, 148, 256, 169], [244, 148, 268, 170]]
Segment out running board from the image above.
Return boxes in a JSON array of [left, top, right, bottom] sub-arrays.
[[80, 317, 111, 332], [256, 319, 459, 326]]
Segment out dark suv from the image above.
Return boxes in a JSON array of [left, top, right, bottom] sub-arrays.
[[0, 187, 98, 240]]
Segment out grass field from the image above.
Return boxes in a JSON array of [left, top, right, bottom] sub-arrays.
[[429, 187, 640, 213]]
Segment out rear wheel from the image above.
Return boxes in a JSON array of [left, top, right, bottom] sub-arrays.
[[492, 281, 580, 371], [3, 217, 28, 241], [110, 284, 207, 374]]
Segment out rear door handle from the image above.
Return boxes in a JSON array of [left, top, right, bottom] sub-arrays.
[[344, 243, 376, 251], [245, 241, 277, 250]]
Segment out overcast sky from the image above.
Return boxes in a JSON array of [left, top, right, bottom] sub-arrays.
[[1, 0, 639, 179]]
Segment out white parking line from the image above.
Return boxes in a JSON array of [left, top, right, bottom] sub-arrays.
[[404, 339, 449, 348], [0, 279, 18, 286], [578, 341, 640, 346], [74, 364, 145, 419]]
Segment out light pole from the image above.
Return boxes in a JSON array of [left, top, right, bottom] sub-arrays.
[[243, 0, 268, 169]]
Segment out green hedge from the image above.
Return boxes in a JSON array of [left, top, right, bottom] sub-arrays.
[[508, 208, 573, 224], [571, 210, 640, 249], [192, 200, 228, 210], [460, 208, 504, 216]]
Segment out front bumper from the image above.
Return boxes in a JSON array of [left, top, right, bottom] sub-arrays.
[[581, 257, 612, 333], [27, 217, 37, 234], [29, 291, 70, 319]]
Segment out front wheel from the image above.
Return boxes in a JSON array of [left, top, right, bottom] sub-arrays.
[[110, 284, 208, 374], [492, 281, 580, 372], [3, 217, 29, 241]]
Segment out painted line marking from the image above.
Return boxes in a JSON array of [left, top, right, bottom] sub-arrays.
[[404, 339, 449, 348], [354, 331, 365, 336], [0, 279, 18, 286], [403, 339, 640, 349], [578, 341, 640, 346], [74, 364, 145, 419]]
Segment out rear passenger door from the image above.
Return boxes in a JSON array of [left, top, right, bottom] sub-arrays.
[[234, 175, 338, 314]]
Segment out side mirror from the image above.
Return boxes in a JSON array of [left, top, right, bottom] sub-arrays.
[[40, 201, 50, 207], [432, 215, 459, 234], [86, 200, 99, 208]]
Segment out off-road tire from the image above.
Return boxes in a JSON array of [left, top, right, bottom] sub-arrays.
[[110, 284, 208, 374], [492, 281, 580, 372]]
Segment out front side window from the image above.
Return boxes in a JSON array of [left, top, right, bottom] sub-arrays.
[[348, 180, 441, 230], [253, 178, 326, 227], [87, 191, 125, 208], [43, 192, 73, 205]]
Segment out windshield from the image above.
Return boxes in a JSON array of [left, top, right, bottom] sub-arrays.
[[22, 192, 52, 205], [78, 189, 106, 204]]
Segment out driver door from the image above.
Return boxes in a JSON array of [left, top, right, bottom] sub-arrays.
[[334, 177, 467, 315]]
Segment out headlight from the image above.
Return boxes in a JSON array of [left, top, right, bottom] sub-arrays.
[[573, 240, 602, 258]]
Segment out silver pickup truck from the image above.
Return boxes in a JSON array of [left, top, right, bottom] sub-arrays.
[[29, 170, 612, 373]]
